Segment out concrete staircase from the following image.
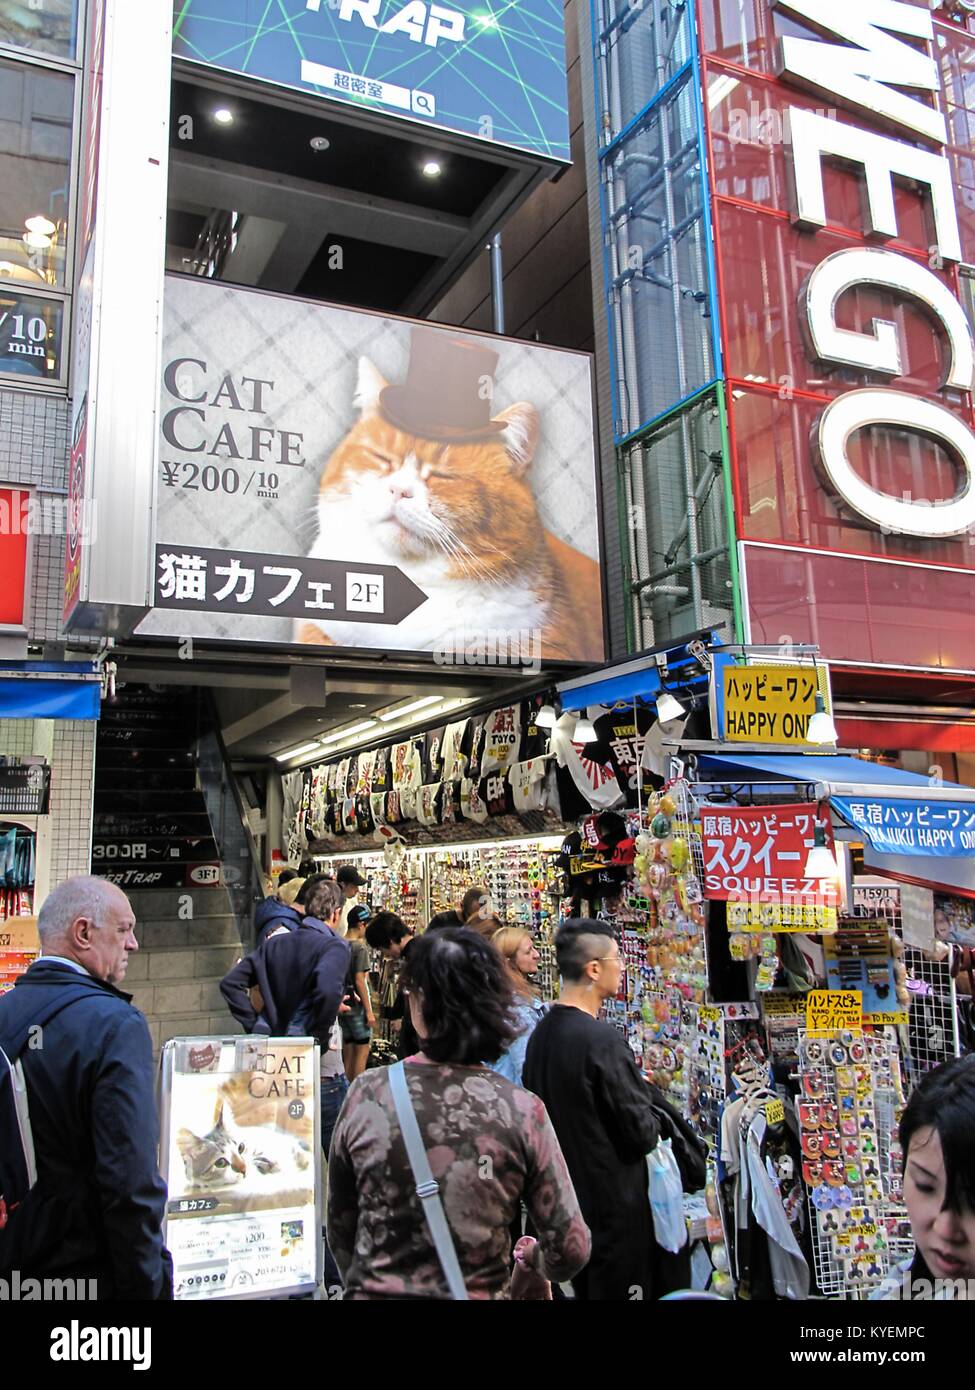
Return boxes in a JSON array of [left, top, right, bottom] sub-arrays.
[[123, 887, 245, 1051]]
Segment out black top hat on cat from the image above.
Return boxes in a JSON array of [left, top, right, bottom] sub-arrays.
[[379, 326, 507, 442]]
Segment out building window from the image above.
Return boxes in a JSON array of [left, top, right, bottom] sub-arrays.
[[0, 0, 78, 62], [0, 56, 74, 292]]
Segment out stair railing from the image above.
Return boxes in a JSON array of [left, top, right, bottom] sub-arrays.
[[195, 700, 264, 952]]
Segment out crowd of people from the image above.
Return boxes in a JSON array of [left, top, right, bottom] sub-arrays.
[[0, 871, 973, 1304]]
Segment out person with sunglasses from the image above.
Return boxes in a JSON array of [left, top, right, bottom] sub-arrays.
[[523, 918, 663, 1301]]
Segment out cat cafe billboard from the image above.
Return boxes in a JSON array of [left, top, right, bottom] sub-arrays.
[[137, 276, 605, 664]]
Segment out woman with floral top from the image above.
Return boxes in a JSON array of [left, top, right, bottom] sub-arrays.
[[326, 926, 591, 1300]]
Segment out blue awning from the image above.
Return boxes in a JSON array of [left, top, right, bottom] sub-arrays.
[[695, 751, 975, 859], [0, 673, 100, 720], [557, 632, 718, 712]]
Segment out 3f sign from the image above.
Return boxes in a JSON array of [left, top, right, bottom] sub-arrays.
[[316, 0, 467, 46]]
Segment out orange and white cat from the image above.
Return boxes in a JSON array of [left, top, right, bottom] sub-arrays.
[[296, 358, 603, 660]]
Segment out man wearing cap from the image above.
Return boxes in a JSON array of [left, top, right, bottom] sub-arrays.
[[336, 864, 366, 936], [340, 904, 375, 1080]]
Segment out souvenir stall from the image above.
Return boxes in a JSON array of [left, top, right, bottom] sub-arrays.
[[552, 642, 975, 1300]]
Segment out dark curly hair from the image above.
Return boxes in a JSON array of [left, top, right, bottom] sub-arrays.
[[399, 926, 520, 1065]]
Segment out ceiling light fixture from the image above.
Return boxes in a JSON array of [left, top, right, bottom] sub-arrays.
[[574, 714, 596, 742], [310, 135, 330, 151], [806, 691, 838, 745], [213, 107, 234, 125], [656, 690, 685, 723], [22, 230, 52, 250], [319, 719, 378, 746], [804, 823, 838, 880], [422, 160, 442, 178], [379, 695, 442, 722], [535, 703, 557, 729], [273, 741, 321, 762], [24, 215, 56, 237]]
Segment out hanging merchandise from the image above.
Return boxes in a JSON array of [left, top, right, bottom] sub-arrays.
[[459, 777, 489, 824], [422, 726, 446, 784], [591, 703, 656, 803], [441, 718, 469, 782], [549, 713, 624, 813], [461, 715, 488, 782], [392, 740, 422, 792], [509, 757, 548, 814], [481, 705, 522, 774]]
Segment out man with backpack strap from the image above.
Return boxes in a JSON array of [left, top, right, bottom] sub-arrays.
[[0, 876, 172, 1300]]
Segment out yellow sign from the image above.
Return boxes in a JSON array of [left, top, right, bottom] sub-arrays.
[[727, 901, 837, 934], [765, 1098, 785, 1125], [723, 664, 828, 745], [868, 1011, 909, 1027], [761, 992, 808, 1018], [806, 990, 862, 1036], [698, 1005, 721, 1024]]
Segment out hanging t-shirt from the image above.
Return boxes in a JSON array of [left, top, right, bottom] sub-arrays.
[[550, 717, 624, 812], [385, 791, 403, 825], [460, 777, 489, 823], [590, 705, 655, 803], [399, 787, 418, 822], [441, 719, 469, 782], [439, 779, 461, 826], [370, 792, 388, 828], [462, 715, 488, 782], [329, 801, 345, 836], [482, 771, 514, 818], [481, 706, 522, 775], [355, 794, 374, 835], [423, 726, 446, 784], [521, 702, 549, 761], [509, 757, 547, 813], [371, 745, 391, 794], [336, 758, 353, 800], [417, 784, 441, 826], [392, 740, 422, 792], [356, 750, 376, 796]]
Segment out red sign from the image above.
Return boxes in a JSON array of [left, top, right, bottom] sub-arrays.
[[699, 0, 975, 676], [0, 487, 30, 629], [701, 803, 837, 906]]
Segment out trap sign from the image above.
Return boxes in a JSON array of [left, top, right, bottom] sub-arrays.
[[722, 664, 829, 745]]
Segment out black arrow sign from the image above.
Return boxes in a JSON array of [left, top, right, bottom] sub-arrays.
[[153, 545, 427, 625]]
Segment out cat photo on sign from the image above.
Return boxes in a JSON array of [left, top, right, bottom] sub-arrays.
[[170, 1071, 314, 1214], [296, 326, 603, 661]]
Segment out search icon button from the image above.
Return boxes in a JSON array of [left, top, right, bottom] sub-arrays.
[[412, 90, 435, 116]]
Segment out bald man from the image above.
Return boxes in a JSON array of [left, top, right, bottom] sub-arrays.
[[0, 876, 172, 1300]]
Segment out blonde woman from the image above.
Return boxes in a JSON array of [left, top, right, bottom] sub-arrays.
[[488, 927, 547, 1086]]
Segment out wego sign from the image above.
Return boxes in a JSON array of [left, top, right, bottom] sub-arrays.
[[773, 0, 975, 538]]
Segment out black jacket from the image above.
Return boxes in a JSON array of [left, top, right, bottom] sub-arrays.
[[0, 959, 172, 1299], [383, 936, 420, 1060], [220, 917, 350, 1044]]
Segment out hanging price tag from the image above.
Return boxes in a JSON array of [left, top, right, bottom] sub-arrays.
[[806, 989, 862, 1036], [765, 1098, 785, 1126]]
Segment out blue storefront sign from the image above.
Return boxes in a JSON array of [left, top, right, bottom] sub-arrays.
[[173, 0, 571, 162], [832, 796, 975, 859]]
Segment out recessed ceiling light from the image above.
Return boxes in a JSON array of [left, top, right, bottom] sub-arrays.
[[213, 108, 234, 125], [320, 719, 378, 745], [422, 160, 442, 178], [310, 135, 330, 151], [348, 703, 367, 709]]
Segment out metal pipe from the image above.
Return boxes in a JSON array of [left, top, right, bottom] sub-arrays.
[[634, 544, 728, 593], [489, 232, 504, 335]]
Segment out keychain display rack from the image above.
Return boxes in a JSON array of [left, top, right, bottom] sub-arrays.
[[796, 1026, 911, 1299]]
